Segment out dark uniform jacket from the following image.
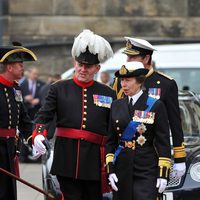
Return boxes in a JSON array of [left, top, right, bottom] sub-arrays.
[[34, 77, 116, 181], [0, 76, 33, 200], [106, 92, 171, 200], [113, 69, 186, 163]]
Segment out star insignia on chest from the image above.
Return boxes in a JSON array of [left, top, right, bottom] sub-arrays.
[[136, 135, 147, 146], [136, 123, 147, 134]]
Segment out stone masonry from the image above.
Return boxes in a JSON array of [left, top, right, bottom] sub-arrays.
[[1, 0, 200, 79]]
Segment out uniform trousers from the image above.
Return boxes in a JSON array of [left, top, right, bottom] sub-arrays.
[[113, 146, 158, 200], [0, 139, 15, 200], [57, 176, 102, 200]]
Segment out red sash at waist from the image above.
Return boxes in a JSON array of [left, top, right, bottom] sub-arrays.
[[56, 127, 110, 193], [0, 128, 16, 137], [56, 128, 107, 145]]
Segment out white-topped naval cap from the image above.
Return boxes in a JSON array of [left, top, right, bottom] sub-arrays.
[[124, 37, 157, 51]]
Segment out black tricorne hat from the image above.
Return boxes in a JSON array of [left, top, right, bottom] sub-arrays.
[[115, 61, 149, 78], [0, 46, 37, 63]]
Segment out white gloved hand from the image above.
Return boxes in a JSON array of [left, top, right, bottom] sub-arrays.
[[32, 145, 43, 160], [108, 173, 118, 191], [34, 135, 46, 154], [171, 162, 186, 178], [156, 178, 167, 193]]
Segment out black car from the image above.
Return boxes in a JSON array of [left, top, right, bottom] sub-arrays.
[[42, 90, 200, 200]]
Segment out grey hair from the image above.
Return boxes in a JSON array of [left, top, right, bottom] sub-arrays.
[[0, 63, 7, 73]]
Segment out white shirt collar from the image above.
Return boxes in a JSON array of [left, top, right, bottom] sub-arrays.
[[128, 90, 143, 105]]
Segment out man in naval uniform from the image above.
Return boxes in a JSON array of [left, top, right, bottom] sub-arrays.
[[112, 37, 186, 181], [32, 29, 116, 200], [0, 44, 36, 200]]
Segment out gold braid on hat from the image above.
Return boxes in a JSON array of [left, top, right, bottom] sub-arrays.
[[119, 65, 128, 75]]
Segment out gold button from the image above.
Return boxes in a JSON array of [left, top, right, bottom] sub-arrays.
[[119, 134, 122, 137], [116, 120, 119, 123], [84, 100, 87, 103], [83, 118, 87, 121], [84, 105, 87, 109], [8, 126, 11, 129], [117, 127, 120, 130], [157, 81, 160, 84], [84, 88, 87, 92], [82, 125, 86, 129], [84, 94, 87, 97], [84, 112, 87, 115], [4, 88, 7, 91], [6, 93, 8, 97]]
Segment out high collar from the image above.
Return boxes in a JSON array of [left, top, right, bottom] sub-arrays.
[[73, 75, 94, 88], [128, 90, 143, 105], [0, 75, 14, 87]]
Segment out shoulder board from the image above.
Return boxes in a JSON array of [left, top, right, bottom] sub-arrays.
[[14, 80, 19, 86], [52, 79, 65, 85], [157, 71, 173, 80]]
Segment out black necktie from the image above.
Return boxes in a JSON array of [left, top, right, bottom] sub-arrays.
[[129, 98, 133, 106], [128, 98, 134, 111]]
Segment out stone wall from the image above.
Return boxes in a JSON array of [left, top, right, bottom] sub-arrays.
[[2, 0, 200, 79]]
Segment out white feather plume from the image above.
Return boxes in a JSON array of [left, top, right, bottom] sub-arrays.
[[71, 29, 113, 63]]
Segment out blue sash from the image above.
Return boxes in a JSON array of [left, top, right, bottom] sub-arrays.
[[113, 96, 157, 164]]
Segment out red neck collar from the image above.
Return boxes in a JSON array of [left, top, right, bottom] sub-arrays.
[[0, 75, 14, 87], [73, 75, 94, 88]]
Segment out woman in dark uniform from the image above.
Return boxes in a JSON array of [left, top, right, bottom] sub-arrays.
[[106, 61, 171, 200]]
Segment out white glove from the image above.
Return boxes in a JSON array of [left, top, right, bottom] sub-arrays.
[[108, 173, 118, 191], [31, 145, 43, 160], [156, 178, 167, 193], [171, 162, 186, 178], [34, 135, 46, 154]]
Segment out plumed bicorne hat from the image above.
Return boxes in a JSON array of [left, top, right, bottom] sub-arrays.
[[123, 37, 156, 56], [71, 29, 113, 65], [115, 61, 149, 78], [0, 42, 37, 63]]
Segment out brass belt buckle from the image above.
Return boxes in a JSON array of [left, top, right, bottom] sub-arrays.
[[125, 140, 135, 150]]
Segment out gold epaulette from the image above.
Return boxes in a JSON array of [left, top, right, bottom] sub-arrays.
[[158, 157, 171, 178], [106, 153, 114, 165], [145, 68, 154, 78], [173, 143, 186, 159], [112, 78, 124, 99], [106, 153, 114, 173], [112, 78, 118, 92], [14, 80, 19, 86], [52, 79, 65, 85], [157, 71, 173, 80], [26, 135, 32, 143]]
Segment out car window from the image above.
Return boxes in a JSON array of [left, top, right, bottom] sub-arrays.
[[158, 68, 200, 94], [179, 97, 200, 146]]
